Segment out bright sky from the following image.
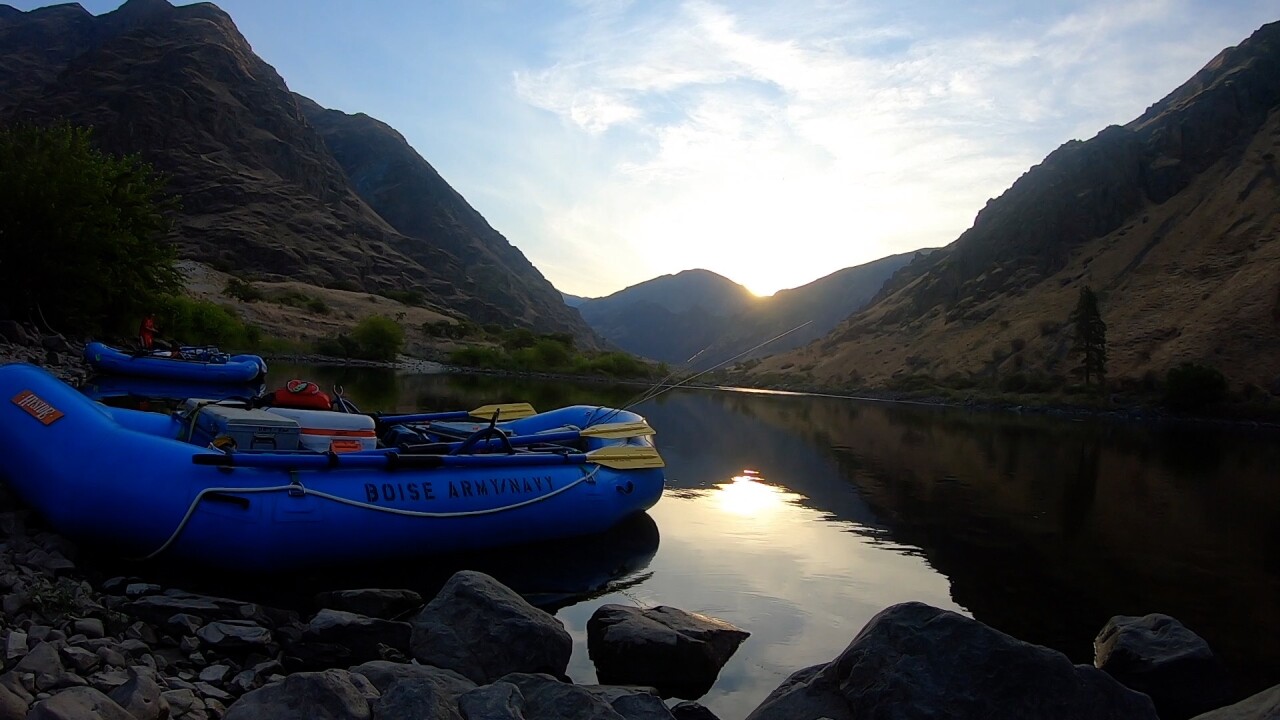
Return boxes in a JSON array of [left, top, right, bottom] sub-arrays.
[[12, 1, 1278, 297]]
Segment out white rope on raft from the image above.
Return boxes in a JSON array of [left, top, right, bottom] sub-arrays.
[[138, 465, 602, 561]]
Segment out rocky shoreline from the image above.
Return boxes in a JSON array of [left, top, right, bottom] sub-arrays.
[[0, 330, 1278, 718]]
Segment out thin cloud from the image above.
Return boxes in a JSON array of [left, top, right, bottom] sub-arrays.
[[510, 0, 1275, 296]]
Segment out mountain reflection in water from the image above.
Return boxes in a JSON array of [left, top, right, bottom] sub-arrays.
[[78, 369, 1280, 718]]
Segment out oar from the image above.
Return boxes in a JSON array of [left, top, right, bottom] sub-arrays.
[[191, 444, 664, 471], [374, 402, 538, 425], [404, 420, 655, 454]]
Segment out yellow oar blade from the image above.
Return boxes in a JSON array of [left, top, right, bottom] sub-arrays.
[[577, 420, 655, 439], [468, 403, 538, 421], [586, 445, 665, 469]]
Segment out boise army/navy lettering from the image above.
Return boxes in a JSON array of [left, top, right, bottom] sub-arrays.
[[363, 475, 556, 503]]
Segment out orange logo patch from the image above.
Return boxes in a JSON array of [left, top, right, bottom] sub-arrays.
[[11, 390, 65, 426]]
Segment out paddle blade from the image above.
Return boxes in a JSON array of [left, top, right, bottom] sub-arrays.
[[468, 403, 537, 421], [586, 445, 665, 469], [577, 420, 655, 439]]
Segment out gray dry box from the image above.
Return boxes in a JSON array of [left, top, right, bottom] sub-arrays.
[[190, 404, 301, 452]]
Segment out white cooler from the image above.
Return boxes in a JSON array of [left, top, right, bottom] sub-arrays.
[[264, 408, 378, 453]]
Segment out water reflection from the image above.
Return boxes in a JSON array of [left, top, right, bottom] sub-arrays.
[[75, 368, 1280, 717]]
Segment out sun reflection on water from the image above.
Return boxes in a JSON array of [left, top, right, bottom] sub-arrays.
[[713, 471, 796, 518]]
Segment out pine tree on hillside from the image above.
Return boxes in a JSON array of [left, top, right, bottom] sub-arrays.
[[1072, 286, 1107, 386]]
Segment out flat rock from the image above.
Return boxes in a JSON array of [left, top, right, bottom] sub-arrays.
[[223, 669, 374, 720], [1189, 683, 1280, 719], [587, 604, 748, 699], [313, 589, 422, 619], [27, 686, 134, 720]]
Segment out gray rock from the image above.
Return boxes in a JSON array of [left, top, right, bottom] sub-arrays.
[[313, 589, 423, 620], [27, 686, 134, 720], [168, 613, 204, 635], [13, 641, 75, 692], [458, 681, 525, 720], [670, 701, 721, 720], [223, 669, 374, 720], [228, 669, 258, 695], [371, 679, 462, 720], [57, 646, 99, 674], [586, 685, 677, 720], [126, 590, 264, 626], [160, 688, 201, 715], [409, 570, 572, 684], [108, 669, 169, 720], [86, 668, 131, 693], [4, 631, 27, 663], [502, 673, 627, 720], [290, 609, 411, 669], [196, 681, 234, 702], [745, 602, 1159, 720], [72, 618, 105, 639], [1189, 683, 1280, 719], [126, 583, 164, 598], [1095, 613, 1233, 720], [95, 645, 128, 668], [0, 681, 28, 720], [347, 660, 475, 697], [0, 321, 32, 346], [196, 621, 273, 650], [39, 335, 71, 354], [199, 664, 231, 684], [587, 604, 749, 699]]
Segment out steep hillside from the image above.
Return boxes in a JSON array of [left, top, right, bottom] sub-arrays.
[[577, 254, 919, 367], [752, 21, 1280, 393], [298, 99, 599, 345], [0, 0, 597, 341], [705, 251, 922, 364], [577, 270, 760, 363]]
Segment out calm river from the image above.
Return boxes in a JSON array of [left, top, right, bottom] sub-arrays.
[[96, 364, 1280, 719]]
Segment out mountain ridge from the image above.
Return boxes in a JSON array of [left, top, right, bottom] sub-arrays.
[[749, 20, 1280, 392]]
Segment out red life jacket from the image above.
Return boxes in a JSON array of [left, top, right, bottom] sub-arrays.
[[268, 380, 332, 410]]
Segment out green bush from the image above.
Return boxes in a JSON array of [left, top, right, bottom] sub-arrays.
[[351, 316, 404, 362], [382, 289, 426, 306], [156, 296, 253, 348], [0, 122, 181, 332], [1165, 362, 1227, 412], [224, 277, 264, 302]]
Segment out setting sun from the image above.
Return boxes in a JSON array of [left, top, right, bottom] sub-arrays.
[[714, 473, 790, 518]]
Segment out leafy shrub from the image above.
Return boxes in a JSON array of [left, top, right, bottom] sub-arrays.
[[156, 296, 253, 348], [272, 291, 328, 314], [350, 316, 404, 362], [224, 277, 264, 302], [0, 122, 181, 332], [1164, 362, 1227, 411]]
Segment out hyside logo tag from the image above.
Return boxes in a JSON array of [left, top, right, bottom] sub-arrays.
[[11, 390, 65, 425]]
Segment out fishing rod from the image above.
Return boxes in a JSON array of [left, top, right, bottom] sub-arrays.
[[590, 320, 813, 426]]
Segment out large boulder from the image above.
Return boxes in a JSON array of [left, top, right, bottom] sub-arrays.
[[409, 570, 571, 684], [1095, 613, 1233, 720], [347, 660, 475, 697], [107, 668, 169, 720], [587, 604, 748, 699], [27, 687, 134, 720], [223, 669, 376, 720], [1189, 683, 1280, 719], [745, 602, 1159, 720]]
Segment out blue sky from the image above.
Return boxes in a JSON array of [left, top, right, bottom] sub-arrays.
[[12, 1, 1278, 297]]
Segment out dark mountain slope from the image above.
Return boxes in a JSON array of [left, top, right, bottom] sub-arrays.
[[0, 0, 597, 339], [752, 20, 1280, 391], [577, 270, 759, 363], [298, 99, 597, 342]]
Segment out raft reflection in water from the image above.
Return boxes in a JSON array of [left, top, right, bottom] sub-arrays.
[[116, 511, 662, 614]]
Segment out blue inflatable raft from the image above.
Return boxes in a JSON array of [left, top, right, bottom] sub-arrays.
[[83, 341, 267, 383], [0, 363, 665, 572]]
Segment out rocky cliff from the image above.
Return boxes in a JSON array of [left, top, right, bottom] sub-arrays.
[[0, 0, 597, 342], [752, 20, 1280, 392]]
